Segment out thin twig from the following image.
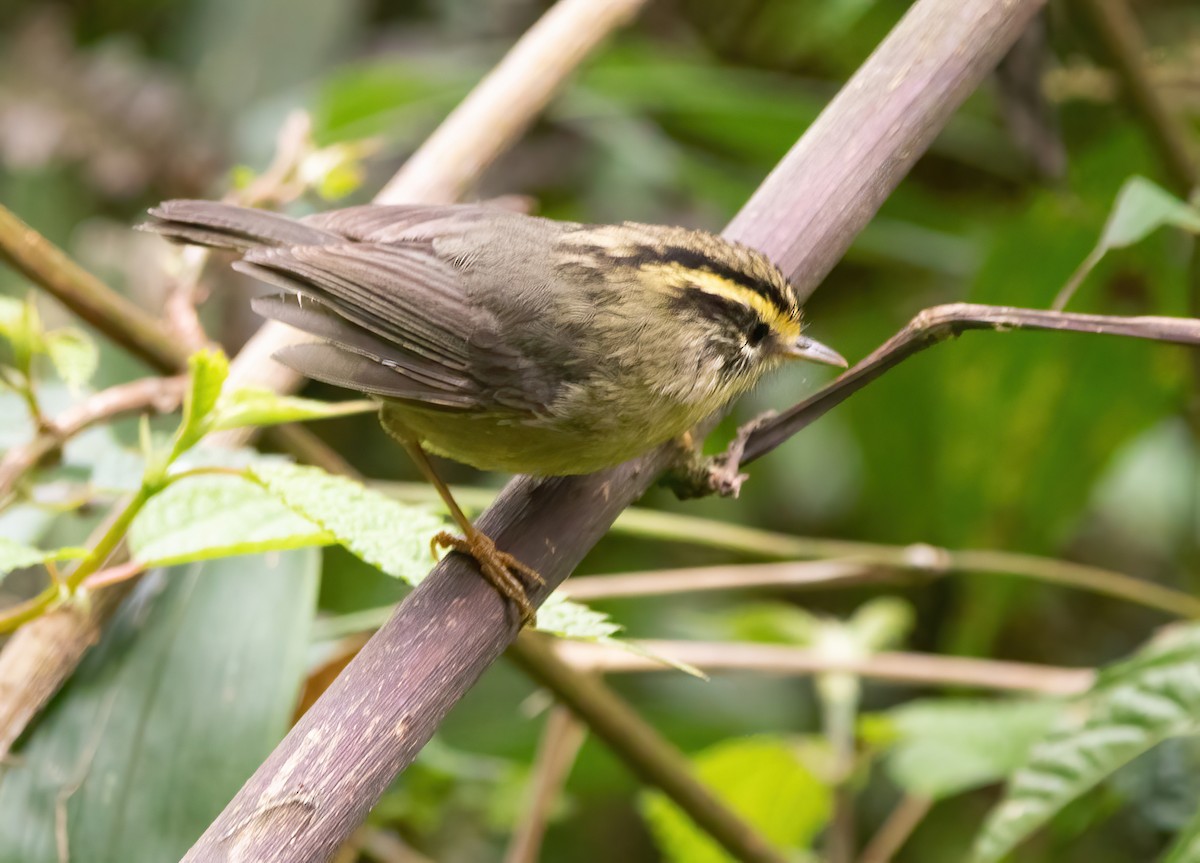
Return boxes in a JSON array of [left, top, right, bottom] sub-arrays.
[[564, 546, 1200, 619], [0, 375, 186, 503], [562, 561, 883, 600], [857, 795, 934, 863], [503, 706, 587, 863], [550, 640, 1095, 695], [734, 303, 1200, 467], [162, 245, 212, 354], [508, 635, 788, 863]]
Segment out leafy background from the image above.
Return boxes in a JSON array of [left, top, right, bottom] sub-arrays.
[[1, 0, 1200, 861]]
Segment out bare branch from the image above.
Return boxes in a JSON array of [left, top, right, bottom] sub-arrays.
[[503, 706, 586, 863], [734, 303, 1200, 466], [551, 640, 1095, 695], [562, 561, 882, 601], [1070, 0, 1197, 195], [560, 549, 1200, 619], [0, 205, 190, 371], [0, 375, 186, 502], [857, 795, 934, 863], [508, 636, 790, 863]]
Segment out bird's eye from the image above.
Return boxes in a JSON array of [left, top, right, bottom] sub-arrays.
[[747, 321, 770, 347]]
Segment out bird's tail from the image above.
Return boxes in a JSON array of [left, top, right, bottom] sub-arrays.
[[140, 199, 339, 251]]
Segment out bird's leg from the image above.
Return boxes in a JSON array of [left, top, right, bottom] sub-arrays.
[[400, 439, 543, 626]]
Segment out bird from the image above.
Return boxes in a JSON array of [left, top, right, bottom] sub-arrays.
[[142, 200, 847, 624]]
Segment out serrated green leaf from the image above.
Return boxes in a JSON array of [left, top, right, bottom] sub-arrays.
[[211, 387, 375, 432], [535, 594, 623, 641], [128, 473, 332, 566], [971, 623, 1200, 862], [168, 349, 229, 463], [249, 462, 444, 584], [880, 698, 1061, 800], [0, 538, 87, 583], [641, 736, 830, 863], [42, 327, 98, 390], [0, 550, 317, 863]]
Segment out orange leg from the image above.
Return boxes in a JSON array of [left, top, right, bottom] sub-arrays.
[[401, 439, 543, 626]]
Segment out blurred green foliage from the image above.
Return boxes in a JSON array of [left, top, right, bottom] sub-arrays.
[[1, 0, 1199, 861]]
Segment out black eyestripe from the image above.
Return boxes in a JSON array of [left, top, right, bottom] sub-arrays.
[[626, 245, 792, 316]]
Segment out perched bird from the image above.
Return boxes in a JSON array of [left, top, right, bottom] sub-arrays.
[[143, 201, 847, 623]]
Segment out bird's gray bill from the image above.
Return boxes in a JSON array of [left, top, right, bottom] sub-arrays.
[[787, 336, 848, 368]]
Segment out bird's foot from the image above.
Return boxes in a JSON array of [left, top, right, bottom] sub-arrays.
[[432, 531, 544, 626]]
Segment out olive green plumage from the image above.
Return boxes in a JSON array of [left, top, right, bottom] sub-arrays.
[[143, 200, 845, 476]]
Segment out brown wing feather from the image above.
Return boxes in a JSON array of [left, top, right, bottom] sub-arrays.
[[145, 200, 555, 416]]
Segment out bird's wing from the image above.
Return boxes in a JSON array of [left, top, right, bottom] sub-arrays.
[[239, 240, 546, 415]]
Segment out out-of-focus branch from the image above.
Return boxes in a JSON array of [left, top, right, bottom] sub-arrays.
[[503, 706, 586, 863], [1070, 0, 1197, 195], [857, 795, 934, 863], [561, 550, 1200, 619], [507, 635, 788, 863], [181, 3, 1050, 861], [551, 640, 1095, 695], [0, 375, 186, 503], [727, 304, 1200, 468], [0, 204, 191, 371]]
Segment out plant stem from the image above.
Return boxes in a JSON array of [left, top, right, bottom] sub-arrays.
[[0, 587, 59, 634], [509, 635, 789, 863], [550, 640, 1095, 694], [857, 795, 933, 863], [0, 204, 191, 371], [64, 484, 154, 592], [503, 706, 586, 863], [0, 375, 186, 504]]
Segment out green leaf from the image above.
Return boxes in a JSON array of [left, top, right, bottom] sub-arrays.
[[128, 473, 332, 566], [846, 596, 914, 651], [42, 327, 98, 390], [0, 295, 41, 376], [0, 550, 318, 863], [1162, 803, 1200, 863], [1056, 176, 1200, 309], [1098, 176, 1200, 249], [535, 593, 623, 641], [0, 538, 87, 583], [722, 602, 821, 645], [641, 736, 831, 863], [211, 386, 376, 432], [248, 461, 444, 584], [876, 698, 1062, 800], [167, 348, 229, 464], [971, 624, 1200, 862]]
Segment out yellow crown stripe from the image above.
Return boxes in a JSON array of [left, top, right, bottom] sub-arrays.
[[653, 263, 801, 339]]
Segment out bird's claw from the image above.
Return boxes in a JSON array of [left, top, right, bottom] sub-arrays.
[[433, 530, 543, 626]]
